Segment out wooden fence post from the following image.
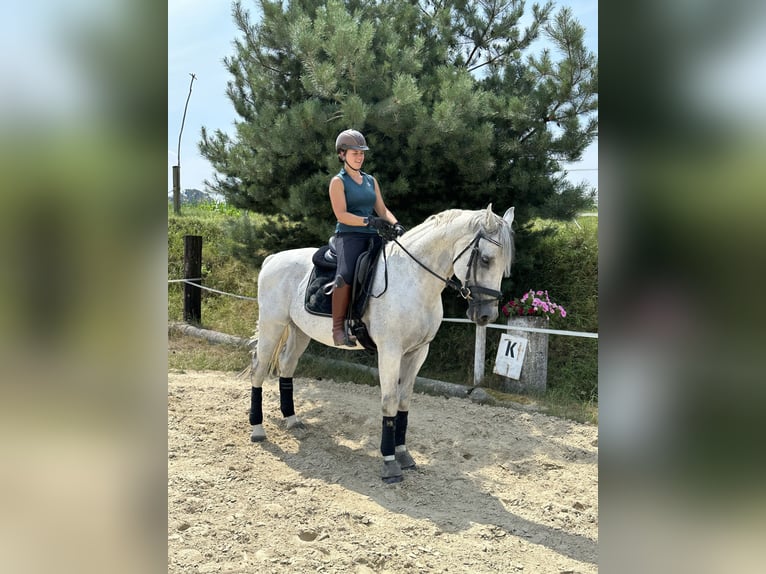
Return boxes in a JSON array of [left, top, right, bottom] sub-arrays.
[[172, 165, 181, 215], [183, 235, 202, 324]]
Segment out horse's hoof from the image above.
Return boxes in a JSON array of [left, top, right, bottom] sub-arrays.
[[382, 475, 403, 484], [284, 415, 306, 431], [395, 450, 417, 470], [250, 425, 266, 442], [381, 460, 403, 483]]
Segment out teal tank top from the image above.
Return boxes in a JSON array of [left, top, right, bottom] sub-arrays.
[[335, 168, 377, 234]]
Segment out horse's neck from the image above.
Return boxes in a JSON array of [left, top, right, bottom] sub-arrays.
[[387, 223, 471, 296]]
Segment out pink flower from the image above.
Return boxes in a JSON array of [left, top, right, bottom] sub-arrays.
[[503, 290, 567, 320]]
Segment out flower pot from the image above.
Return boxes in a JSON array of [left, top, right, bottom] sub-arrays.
[[500, 315, 549, 394]]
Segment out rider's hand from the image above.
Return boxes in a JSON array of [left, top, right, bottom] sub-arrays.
[[393, 223, 406, 237], [365, 216, 388, 231]]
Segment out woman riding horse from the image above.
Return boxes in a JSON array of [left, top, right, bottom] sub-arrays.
[[328, 129, 404, 346]]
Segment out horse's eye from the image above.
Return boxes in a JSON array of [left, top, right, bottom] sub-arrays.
[[480, 254, 491, 266]]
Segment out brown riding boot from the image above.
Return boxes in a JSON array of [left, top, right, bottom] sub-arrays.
[[331, 284, 357, 346]]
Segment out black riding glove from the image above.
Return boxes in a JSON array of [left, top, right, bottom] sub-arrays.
[[365, 216, 388, 231], [393, 223, 406, 237]]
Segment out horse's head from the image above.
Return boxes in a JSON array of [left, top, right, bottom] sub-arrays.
[[452, 204, 515, 326]]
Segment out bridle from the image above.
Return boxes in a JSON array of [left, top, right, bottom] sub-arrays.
[[390, 232, 504, 307]]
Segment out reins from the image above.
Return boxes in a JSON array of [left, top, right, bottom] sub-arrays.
[[391, 237, 470, 297], [384, 232, 504, 305]]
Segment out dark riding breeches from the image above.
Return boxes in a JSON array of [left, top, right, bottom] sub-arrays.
[[334, 232, 375, 286]]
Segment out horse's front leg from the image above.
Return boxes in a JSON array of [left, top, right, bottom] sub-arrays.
[[394, 345, 430, 470], [378, 350, 404, 483]]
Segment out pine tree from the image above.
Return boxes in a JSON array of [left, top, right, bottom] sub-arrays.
[[199, 0, 597, 241]]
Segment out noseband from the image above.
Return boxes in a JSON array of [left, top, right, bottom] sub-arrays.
[[392, 232, 504, 307], [450, 233, 504, 307]]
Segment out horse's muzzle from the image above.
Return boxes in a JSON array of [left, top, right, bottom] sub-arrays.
[[467, 302, 499, 326]]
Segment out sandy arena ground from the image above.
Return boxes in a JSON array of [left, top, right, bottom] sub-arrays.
[[168, 371, 598, 573]]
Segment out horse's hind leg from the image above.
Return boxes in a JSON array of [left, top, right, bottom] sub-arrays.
[[249, 319, 288, 442], [276, 323, 311, 431]]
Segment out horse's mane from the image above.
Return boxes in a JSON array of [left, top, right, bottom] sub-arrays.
[[402, 208, 514, 276]]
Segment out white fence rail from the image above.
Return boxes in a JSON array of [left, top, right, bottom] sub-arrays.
[[170, 277, 598, 386], [441, 317, 598, 338]]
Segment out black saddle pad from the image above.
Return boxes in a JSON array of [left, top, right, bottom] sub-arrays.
[[305, 238, 383, 314], [304, 266, 334, 317]]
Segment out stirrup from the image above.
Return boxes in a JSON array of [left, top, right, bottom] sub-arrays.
[[344, 322, 358, 345], [333, 327, 356, 347]]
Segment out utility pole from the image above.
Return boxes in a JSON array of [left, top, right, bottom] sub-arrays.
[[173, 73, 196, 215]]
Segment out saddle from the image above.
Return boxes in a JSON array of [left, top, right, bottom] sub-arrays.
[[304, 235, 384, 352]]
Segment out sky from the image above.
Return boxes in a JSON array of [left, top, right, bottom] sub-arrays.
[[168, 0, 598, 196]]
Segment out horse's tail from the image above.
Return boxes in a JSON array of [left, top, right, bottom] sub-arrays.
[[268, 325, 290, 377], [237, 324, 288, 379], [237, 331, 259, 379]]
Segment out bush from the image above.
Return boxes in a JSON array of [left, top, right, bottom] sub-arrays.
[[224, 212, 319, 268], [168, 215, 228, 280], [531, 216, 598, 402]]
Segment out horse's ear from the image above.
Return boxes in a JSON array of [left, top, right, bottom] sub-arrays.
[[503, 207, 515, 227], [484, 204, 495, 227]]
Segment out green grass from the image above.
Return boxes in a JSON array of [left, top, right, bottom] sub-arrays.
[[168, 199, 243, 218], [168, 203, 598, 424], [168, 331, 252, 372]]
